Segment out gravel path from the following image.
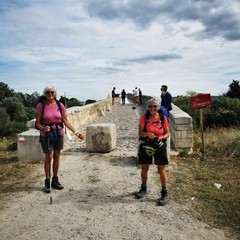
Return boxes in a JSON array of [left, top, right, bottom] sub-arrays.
[[0, 102, 232, 240]]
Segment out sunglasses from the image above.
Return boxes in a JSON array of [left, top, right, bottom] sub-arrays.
[[46, 91, 55, 94], [148, 105, 158, 109]]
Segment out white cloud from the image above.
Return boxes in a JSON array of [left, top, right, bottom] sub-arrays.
[[0, 0, 240, 101]]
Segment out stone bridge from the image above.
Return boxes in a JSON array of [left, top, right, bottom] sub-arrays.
[[17, 95, 193, 162]]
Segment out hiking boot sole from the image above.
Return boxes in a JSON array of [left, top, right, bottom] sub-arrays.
[[45, 188, 50, 194], [135, 191, 147, 199], [51, 185, 64, 190], [157, 197, 168, 206]]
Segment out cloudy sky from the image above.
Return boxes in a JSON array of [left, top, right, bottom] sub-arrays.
[[0, 0, 240, 101]]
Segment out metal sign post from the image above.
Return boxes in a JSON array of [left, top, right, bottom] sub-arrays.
[[199, 108, 205, 159]]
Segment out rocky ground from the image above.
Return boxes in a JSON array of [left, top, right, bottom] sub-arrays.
[[0, 102, 232, 240]]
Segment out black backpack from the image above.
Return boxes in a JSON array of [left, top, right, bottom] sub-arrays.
[[35, 96, 63, 131]]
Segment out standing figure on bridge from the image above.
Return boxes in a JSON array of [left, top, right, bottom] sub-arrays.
[[136, 98, 170, 206], [112, 87, 116, 106], [138, 88, 143, 105], [133, 87, 139, 104], [160, 85, 172, 113], [121, 89, 126, 104], [36, 86, 84, 194]]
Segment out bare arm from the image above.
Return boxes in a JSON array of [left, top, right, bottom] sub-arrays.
[[161, 127, 170, 141], [62, 112, 84, 139], [35, 112, 50, 133]]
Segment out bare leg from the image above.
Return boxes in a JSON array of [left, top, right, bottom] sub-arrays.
[[53, 150, 61, 177], [136, 164, 149, 199], [157, 165, 167, 187], [141, 164, 149, 183], [44, 152, 52, 179], [51, 150, 64, 190], [157, 165, 168, 206]]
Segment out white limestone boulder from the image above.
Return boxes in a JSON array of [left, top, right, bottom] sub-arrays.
[[86, 123, 117, 153]]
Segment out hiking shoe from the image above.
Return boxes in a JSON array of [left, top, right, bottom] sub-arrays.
[[51, 176, 64, 190], [157, 189, 168, 206], [135, 184, 147, 199], [45, 179, 50, 194]]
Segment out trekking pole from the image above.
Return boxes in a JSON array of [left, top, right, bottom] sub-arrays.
[[46, 134, 52, 204], [49, 160, 52, 204]]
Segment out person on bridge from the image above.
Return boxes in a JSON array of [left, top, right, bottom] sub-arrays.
[[160, 85, 172, 113], [112, 87, 116, 105], [136, 98, 170, 206], [36, 86, 84, 194], [121, 89, 126, 104], [133, 87, 139, 104], [138, 88, 143, 105]]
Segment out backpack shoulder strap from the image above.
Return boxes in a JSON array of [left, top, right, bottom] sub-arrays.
[[56, 100, 64, 126], [143, 111, 150, 132], [158, 109, 165, 125], [40, 99, 46, 124], [56, 100, 62, 115]]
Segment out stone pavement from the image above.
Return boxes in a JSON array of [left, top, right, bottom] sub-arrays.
[[64, 101, 146, 155]]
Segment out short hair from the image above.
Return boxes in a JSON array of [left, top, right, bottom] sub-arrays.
[[161, 85, 168, 91], [43, 86, 57, 98], [147, 98, 159, 106]]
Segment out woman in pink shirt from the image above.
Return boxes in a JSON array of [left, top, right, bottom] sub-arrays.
[[136, 98, 170, 206], [36, 86, 84, 193]]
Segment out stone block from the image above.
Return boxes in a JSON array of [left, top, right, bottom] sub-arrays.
[[174, 139, 193, 149], [18, 129, 45, 162], [86, 123, 117, 153]]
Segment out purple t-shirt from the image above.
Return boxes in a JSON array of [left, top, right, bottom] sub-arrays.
[[36, 102, 66, 136]]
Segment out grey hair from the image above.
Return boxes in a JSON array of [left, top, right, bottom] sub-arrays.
[[43, 86, 57, 98], [147, 98, 159, 105]]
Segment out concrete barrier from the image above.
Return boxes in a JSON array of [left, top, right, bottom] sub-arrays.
[[169, 104, 193, 152], [18, 129, 45, 162]]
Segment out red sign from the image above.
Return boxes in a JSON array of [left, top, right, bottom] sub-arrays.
[[190, 93, 212, 109]]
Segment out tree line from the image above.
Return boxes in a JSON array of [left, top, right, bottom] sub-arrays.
[[1, 80, 240, 138], [0, 82, 96, 137]]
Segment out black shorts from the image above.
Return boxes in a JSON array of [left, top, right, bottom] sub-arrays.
[[138, 141, 168, 165], [40, 135, 64, 153]]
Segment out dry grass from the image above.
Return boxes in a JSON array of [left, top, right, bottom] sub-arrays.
[[169, 128, 240, 239], [0, 142, 40, 211]]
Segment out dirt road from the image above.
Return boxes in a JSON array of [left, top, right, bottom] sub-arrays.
[[0, 103, 232, 240]]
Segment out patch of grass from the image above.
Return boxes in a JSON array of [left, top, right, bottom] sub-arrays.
[[0, 137, 41, 210], [0, 137, 17, 152], [0, 160, 38, 210], [170, 128, 240, 239]]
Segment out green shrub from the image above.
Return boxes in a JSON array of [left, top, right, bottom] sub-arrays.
[[174, 96, 240, 129]]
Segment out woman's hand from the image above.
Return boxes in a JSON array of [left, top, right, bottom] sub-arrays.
[[146, 132, 155, 140], [43, 126, 50, 132], [74, 131, 84, 139]]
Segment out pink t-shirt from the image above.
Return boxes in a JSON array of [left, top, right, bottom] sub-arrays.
[[36, 102, 66, 136], [139, 114, 169, 138]]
